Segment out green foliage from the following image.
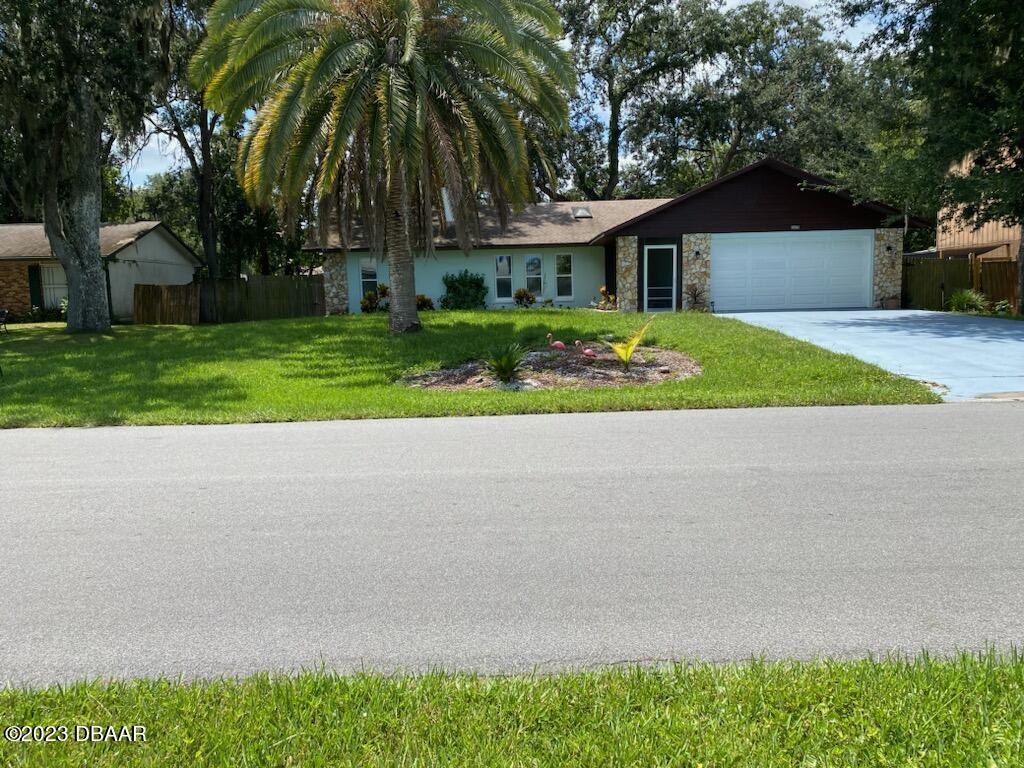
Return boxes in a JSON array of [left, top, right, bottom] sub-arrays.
[[603, 319, 653, 371], [360, 285, 390, 314], [548, 0, 717, 199], [191, 0, 573, 329], [416, 294, 435, 311], [484, 342, 527, 383], [0, 653, 1020, 766], [947, 289, 988, 314], [133, 132, 310, 277], [440, 271, 488, 310], [513, 288, 536, 308], [845, 0, 1024, 264]]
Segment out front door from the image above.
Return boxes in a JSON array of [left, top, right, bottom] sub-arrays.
[[644, 244, 677, 312]]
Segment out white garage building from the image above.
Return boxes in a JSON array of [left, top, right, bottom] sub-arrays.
[[592, 158, 914, 313], [0, 221, 201, 321]]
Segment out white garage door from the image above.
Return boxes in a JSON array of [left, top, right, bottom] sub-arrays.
[[710, 230, 873, 311]]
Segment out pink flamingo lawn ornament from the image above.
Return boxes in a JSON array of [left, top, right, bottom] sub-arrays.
[[546, 333, 566, 351], [575, 340, 597, 358]]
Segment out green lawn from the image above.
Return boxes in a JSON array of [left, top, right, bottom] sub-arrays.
[[2, 655, 1022, 766], [0, 310, 938, 428]]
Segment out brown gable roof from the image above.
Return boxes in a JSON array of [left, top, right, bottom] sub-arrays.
[[0, 221, 200, 263], [316, 198, 672, 251], [591, 158, 927, 243]]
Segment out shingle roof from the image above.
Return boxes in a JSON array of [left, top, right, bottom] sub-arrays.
[[315, 199, 673, 251], [0, 221, 197, 261]]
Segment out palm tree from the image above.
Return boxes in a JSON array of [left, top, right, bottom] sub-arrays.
[[191, 0, 573, 332]]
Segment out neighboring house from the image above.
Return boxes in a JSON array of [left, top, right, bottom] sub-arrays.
[[933, 156, 1020, 261], [936, 215, 1020, 261], [0, 221, 201, 321], [310, 158, 917, 314]]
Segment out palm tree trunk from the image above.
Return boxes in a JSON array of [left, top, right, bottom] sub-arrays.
[[385, 169, 421, 333]]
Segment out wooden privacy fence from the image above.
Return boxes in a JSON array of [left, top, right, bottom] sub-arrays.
[[133, 283, 201, 325], [902, 255, 1019, 311], [901, 257, 972, 310], [134, 275, 325, 325], [198, 275, 326, 324], [975, 259, 1019, 310]]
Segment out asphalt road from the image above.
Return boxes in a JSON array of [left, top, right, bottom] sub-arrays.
[[2, 403, 1024, 686]]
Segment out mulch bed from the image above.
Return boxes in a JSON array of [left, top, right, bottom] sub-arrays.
[[403, 345, 702, 391]]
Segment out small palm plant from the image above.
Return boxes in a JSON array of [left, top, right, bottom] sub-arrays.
[[485, 343, 527, 383], [603, 319, 653, 371], [947, 288, 988, 313]]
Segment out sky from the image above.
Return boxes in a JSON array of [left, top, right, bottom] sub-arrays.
[[124, 0, 875, 187]]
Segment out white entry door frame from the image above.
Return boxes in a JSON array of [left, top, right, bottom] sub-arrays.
[[643, 243, 677, 312]]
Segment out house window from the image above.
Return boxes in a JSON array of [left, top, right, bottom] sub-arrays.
[[495, 254, 512, 300], [360, 257, 378, 297], [555, 253, 573, 298], [525, 255, 543, 295]]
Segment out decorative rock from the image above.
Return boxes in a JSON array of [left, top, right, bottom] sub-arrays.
[[873, 229, 903, 308], [681, 233, 711, 309], [322, 253, 348, 314], [615, 236, 639, 312]]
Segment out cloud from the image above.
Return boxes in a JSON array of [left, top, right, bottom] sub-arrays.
[[124, 133, 184, 186]]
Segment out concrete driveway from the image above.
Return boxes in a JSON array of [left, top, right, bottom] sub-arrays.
[[724, 309, 1024, 400]]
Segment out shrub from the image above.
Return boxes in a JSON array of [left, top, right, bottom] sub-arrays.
[[947, 288, 988, 313], [416, 294, 435, 311], [993, 299, 1012, 315], [484, 343, 526, 383], [513, 288, 536, 308], [360, 291, 380, 313], [683, 283, 707, 311], [603, 319, 653, 371], [440, 270, 488, 310], [360, 284, 391, 313], [595, 285, 617, 311]]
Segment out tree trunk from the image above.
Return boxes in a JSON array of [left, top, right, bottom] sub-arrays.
[[601, 95, 622, 200], [1017, 238, 1024, 316], [256, 206, 271, 275], [42, 108, 110, 332], [385, 169, 420, 333], [197, 108, 219, 278]]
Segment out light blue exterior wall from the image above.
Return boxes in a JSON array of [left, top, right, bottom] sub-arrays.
[[345, 246, 606, 313]]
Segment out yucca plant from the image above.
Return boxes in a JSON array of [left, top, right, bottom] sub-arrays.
[[484, 343, 527, 383], [603, 319, 653, 371], [190, 0, 573, 334], [947, 288, 988, 313]]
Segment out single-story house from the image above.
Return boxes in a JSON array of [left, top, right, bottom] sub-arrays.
[[310, 158, 918, 314], [0, 221, 201, 321]]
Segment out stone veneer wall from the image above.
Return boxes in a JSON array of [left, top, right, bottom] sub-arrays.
[[873, 228, 903, 307], [0, 262, 31, 316], [322, 253, 348, 314], [681, 233, 711, 309], [615, 236, 638, 312]]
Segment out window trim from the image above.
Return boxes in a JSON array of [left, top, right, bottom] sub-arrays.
[[494, 253, 514, 302], [359, 256, 378, 298], [555, 252, 574, 300], [524, 253, 544, 296]]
